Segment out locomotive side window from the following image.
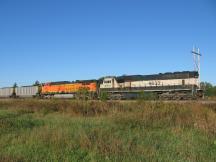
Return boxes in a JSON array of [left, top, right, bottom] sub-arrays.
[[104, 80, 112, 84]]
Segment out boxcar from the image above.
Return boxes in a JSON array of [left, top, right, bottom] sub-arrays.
[[15, 86, 39, 98], [0, 87, 13, 98]]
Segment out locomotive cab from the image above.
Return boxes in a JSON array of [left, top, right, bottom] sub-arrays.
[[100, 77, 119, 89]]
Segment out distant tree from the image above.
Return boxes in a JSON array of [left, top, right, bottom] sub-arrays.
[[33, 80, 42, 96], [12, 82, 17, 97], [201, 82, 216, 97], [13, 82, 17, 88], [34, 80, 40, 86]]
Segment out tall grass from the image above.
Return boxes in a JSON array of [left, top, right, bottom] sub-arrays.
[[0, 99, 216, 161]]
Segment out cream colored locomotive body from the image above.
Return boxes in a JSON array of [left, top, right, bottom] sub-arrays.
[[100, 77, 199, 89]]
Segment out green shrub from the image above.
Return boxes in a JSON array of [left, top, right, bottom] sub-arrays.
[[99, 91, 108, 101]]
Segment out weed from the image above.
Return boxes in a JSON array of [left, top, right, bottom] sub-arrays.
[[0, 100, 216, 161]]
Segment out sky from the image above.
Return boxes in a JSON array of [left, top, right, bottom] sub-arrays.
[[0, 0, 216, 87]]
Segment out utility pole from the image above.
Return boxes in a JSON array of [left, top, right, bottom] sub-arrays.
[[191, 46, 202, 88]]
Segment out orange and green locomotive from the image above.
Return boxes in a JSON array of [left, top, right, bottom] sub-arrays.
[[41, 80, 97, 99]]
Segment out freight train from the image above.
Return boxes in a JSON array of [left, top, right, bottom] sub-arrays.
[[0, 71, 203, 100]]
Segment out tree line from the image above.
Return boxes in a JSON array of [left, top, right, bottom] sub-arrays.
[[201, 82, 216, 97]]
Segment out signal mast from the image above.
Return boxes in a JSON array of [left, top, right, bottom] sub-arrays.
[[191, 46, 202, 89]]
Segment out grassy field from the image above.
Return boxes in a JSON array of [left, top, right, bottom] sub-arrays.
[[0, 99, 216, 162]]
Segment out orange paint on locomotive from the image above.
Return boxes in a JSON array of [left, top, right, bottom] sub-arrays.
[[41, 82, 97, 94]]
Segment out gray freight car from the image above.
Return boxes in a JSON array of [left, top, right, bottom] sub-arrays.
[[0, 87, 13, 98], [15, 86, 39, 98]]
